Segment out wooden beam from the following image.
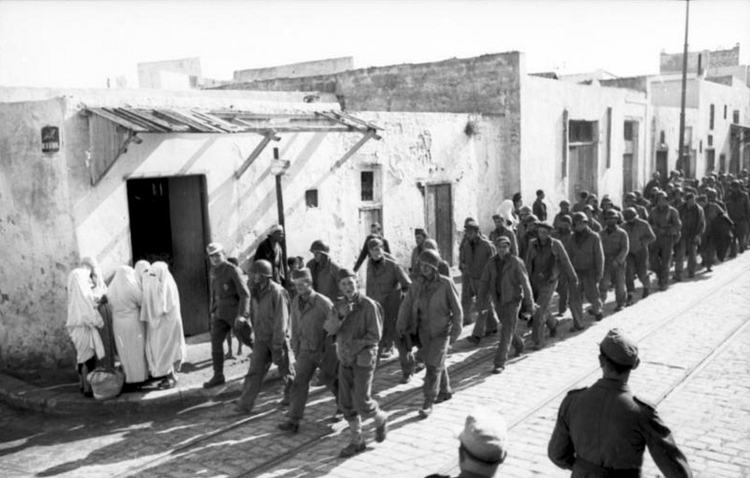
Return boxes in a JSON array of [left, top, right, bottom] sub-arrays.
[[330, 130, 378, 172], [235, 133, 280, 179], [89, 108, 148, 132]]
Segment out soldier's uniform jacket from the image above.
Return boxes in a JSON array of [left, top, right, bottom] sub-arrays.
[[677, 203, 706, 239], [623, 218, 656, 255], [726, 190, 750, 222], [525, 237, 578, 285], [324, 293, 382, 367], [490, 226, 519, 256], [567, 227, 604, 279], [477, 254, 534, 310], [366, 256, 411, 319], [459, 236, 496, 279], [397, 273, 463, 343], [599, 226, 629, 264], [649, 205, 682, 238], [210, 262, 250, 321], [290, 291, 333, 357], [250, 280, 290, 350], [548, 378, 692, 478], [305, 256, 341, 302]]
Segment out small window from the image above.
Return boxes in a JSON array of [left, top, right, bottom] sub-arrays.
[[361, 171, 374, 202], [710, 104, 715, 130], [724, 105, 728, 119], [623, 122, 634, 141], [734, 110, 740, 123], [305, 189, 318, 208], [569, 120, 594, 142], [708, 135, 713, 147]]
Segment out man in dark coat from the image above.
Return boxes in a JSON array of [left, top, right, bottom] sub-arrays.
[[254, 225, 286, 285]]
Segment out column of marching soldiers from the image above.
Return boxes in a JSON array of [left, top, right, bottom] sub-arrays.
[[202, 170, 750, 463]]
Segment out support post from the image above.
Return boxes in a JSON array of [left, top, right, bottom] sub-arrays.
[[274, 147, 289, 286], [677, 0, 690, 174]]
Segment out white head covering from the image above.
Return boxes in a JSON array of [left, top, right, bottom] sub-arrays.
[[140, 262, 180, 325], [81, 256, 107, 300], [66, 268, 103, 328], [496, 199, 518, 227], [108, 265, 141, 307], [134, 260, 150, 288]]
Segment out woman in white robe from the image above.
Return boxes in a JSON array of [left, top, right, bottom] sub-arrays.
[[66, 268, 105, 397], [81, 256, 116, 367], [140, 261, 187, 389], [108, 265, 148, 384]]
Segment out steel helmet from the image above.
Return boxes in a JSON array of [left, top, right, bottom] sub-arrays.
[[250, 260, 273, 277], [419, 249, 441, 270]]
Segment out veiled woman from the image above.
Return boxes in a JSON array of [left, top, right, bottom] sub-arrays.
[[66, 268, 106, 397], [81, 256, 116, 367], [140, 261, 187, 389], [108, 264, 149, 386]]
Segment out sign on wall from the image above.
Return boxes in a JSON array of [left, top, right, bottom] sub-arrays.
[[41, 125, 60, 153]]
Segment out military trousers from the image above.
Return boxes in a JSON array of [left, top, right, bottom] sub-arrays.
[[557, 274, 569, 315], [339, 359, 381, 422], [531, 279, 558, 347], [494, 300, 524, 368], [288, 349, 338, 423], [471, 306, 499, 338], [674, 236, 699, 278], [460, 275, 478, 325], [209, 316, 234, 377], [418, 330, 451, 404], [599, 260, 626, 307], [625, 250, 650, 293], [237, 339, 294, 412], [570, 269, 602, 327], [731, 219, 749, 255], [652, 235, 675, 289]]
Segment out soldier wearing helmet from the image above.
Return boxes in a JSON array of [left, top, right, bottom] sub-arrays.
[[648, 191, 682, 291], [409, 228, 430, 280], [306, 240, 341, 302], [235, 259, 294, 414], [599, 209, 629, 312], [397, 249, 463, 418], [622, 207, 656, 305], [567, 212, 605, 327]]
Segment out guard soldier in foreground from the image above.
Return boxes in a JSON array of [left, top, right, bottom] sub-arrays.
[[204, 243, 251, 389], [324, 268, 388, 457], [397, 249, 463, 418], [426, 408, 509, 478], [548, 328, 693, 478]]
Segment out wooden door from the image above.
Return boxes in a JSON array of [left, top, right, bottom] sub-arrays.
[[425, 184, 454, 265], [568, 144, 597, 200], [168, 176, 210, 336]]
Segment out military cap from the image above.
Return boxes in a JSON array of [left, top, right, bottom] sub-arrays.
[[536, 221, 553, 230], [464, 220, 480, 231], [706, 188, 717, 198], [495, 236, 511, 247], [206, 242, 224, 256], [519, 205, 532, 215], [623, 208, 637, 221], [367, 237, 384, 249], [337, 268, 357, 281], [601, 195, 612, 204], [603, 209, 619, 219], [491, 213, 502, 220], [524, 214, 539, 224], [414, 228, 428, 237], [559, 199, 570, 207], [572, 212, 588, 223], [291, 268, 313, 282], [310, 239, 330, 254], [464, 217, 477, 226], [599, 328, 640, 368], [459, 408, 508, 464], [559, 214, 572, 224], [654, 191, 668, 201], [583, 204, 594, 213], [624, 192, 636, 200]]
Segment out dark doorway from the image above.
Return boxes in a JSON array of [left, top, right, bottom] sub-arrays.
[[655, 150, 668, 185], [425, 184, 454, 265], [568, 144, 598, 200], [127, 176, 210, 336]]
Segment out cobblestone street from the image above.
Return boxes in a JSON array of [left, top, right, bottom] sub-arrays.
[[1, 253, 749, 478]]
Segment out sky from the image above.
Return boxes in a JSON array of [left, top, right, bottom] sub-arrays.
[[0, 0, 749, 89]]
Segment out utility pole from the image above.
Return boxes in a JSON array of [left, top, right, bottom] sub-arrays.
[[273, 147, 289, 286], [677, 0, 690, 175]]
